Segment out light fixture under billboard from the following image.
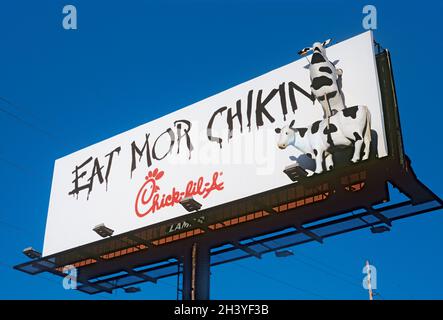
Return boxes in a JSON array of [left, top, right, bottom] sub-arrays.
[[275, 250, 294, 258], [22, 247, 42, 259], [370, 226, 390, 234], [124, 287, 141, 293], [283, 164, 308, 182], [93, 223, 114, 238], [179, 197, 202, 212]]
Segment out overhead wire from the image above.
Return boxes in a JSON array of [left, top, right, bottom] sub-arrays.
[[233, 262, 328, 299]]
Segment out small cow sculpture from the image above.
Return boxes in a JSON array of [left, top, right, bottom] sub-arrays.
[[298, 39, 345, 120], [275, 105, 371, 176]]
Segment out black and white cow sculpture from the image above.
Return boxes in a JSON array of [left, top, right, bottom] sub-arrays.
[[275, 105, 371, 176], [298, 39, 345, 119]]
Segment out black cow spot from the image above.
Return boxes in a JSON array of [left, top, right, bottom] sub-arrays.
[[306, 153, 312, 159], [324, 124, 337, 147], [317, 90, 337, 101], [311, 53, 326, 64], [323, 124, 338, 135], [311, 120, 321, 134], [353, 132, 362, 141], [342, 105, 359, 119], [319, 66, 333, 74], [297, 127, 308, 138], [329, 165, 334, 170], [313, 149, 318, 156], [311, 76, 333, 91]]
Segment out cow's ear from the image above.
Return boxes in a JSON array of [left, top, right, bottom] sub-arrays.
[[298, 47, 312, 56], [275, 128, 281, 134], [289, 120, 295, 129], [322, 39, 332, 47]]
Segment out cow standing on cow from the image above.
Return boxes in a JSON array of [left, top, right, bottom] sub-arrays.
[[298, 39, 345, 120], [275, 38, 372, 177], [275, 105, 371, 176]]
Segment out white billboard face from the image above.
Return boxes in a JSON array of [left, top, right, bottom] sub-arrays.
[[43, 31, 386, 256]]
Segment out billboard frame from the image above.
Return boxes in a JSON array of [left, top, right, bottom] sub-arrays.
[[14, 48, 443, 300]]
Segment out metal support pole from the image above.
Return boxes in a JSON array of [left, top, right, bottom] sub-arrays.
[[366, 260, 373, 301], [182, 242, 210, 300], [182, 249, 192, 300]]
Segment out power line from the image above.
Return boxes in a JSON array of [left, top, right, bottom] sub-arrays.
[[0, 96, 36, 119], [0, 95, 68, 148], [289, 254, 363, 290], [295, 252, 363, 288], [282, 254, 392, 300], [297, 251, 359, 282], [0, 155, 48, 238], [262, 239, 388, 299], [373, 292, 385, 300], [264, 239, 363, 291], [0, 95, 54, 130], [271, 245, 410, 300], [0, 155, 46, 179], [0, 219, 34, 236], [0, 260, 12, 269], [0, 106, 59, 141], [234, 262, 328, 299], [295, 252, 412, 299]]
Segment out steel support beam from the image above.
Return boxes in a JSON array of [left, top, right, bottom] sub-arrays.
[[124, 268, 157, 284], [294, 224, 324, 243], [366, 206, 392, 226], [182, 242, 210, 300], [231, 241, 262, 259]]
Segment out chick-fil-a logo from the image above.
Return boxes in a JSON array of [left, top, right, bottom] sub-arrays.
[[135, 168, 224, 217]]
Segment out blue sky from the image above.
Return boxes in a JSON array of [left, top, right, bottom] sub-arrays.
[[0, 0, 442, 299]]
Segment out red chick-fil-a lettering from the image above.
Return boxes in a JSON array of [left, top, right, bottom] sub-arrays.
[[135, 168, 224, 217]]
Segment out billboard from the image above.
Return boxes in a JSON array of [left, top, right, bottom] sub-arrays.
[[43, 31, 386, 256]]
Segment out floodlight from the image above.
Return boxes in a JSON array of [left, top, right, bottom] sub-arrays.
[[179, 197, 202, 212], [283, 164, 308, 182], [93, 223, 114, 238], [124, 286, 141, 293], [370, 226, 390, 234], [22, 247, 42, 259], [275, 249, 294, 258]]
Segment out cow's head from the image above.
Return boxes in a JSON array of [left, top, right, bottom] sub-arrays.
[[298, 39, 332, 56], [275, 120, 296, 149]]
